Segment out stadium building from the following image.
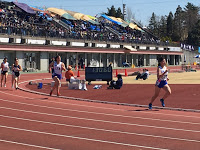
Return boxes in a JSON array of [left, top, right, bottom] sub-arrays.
[[0, 1, 186, 71]]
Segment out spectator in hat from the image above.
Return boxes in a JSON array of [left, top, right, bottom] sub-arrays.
[[107, 74, 123, 89], [136, 68, 149, 80], [65, 66, 74, 82]]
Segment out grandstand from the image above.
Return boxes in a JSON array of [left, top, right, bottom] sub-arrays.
[[0, 1, 186, 71]]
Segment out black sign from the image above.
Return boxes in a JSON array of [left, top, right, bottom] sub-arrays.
[[85, 67, 112, 81]]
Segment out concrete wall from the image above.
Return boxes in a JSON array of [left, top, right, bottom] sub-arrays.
[[149, 55, 157, 66], [40, 52, 49, 71], [183, 50, 199, 64], [16, 51, 25, 69]]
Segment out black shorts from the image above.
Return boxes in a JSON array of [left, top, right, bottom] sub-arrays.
[[14, 72, 20, 77], [1, 71, 8, 75]]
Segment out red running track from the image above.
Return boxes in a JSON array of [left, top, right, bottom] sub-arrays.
[[0, 74, 200, 150]]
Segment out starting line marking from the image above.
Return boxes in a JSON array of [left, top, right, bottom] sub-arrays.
[[0, 139, 60, 150], [0, 125, 169, 150], [0, 98, 200, 125], [0, 106, 200, 133], [0, 90, 200, 120], [0, 114, 199, 143]]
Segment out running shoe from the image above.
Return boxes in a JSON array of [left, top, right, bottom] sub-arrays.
[[149, 103, 152, 109], [4, 84, 6, 88], [160, 99, 165, 107], [57, 92, 61, 97]]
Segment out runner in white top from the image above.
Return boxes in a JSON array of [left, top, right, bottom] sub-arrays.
[[148, 57, 171, 109], [49, 55, 66, 96], [1, 57, 9, 87]]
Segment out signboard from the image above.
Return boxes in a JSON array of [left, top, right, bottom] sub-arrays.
[[198, 47, 200, 53], [85, 67, 112, 82]]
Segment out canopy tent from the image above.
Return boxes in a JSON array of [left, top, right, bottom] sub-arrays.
[[66, 10, 99, 24], [194, 55, 200, 58], [87, 15, 97, 20], [13, 2, 36, 14], [101, 14, 122, 25], [129, 22, 142, 31], [31, 7, 51, 16], [47, 8, 76, 20]]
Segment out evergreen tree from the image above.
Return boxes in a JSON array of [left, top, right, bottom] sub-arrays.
[[173, 5, 184, 41], [188, 19, 200, 46], [166, 12, 173, 38], [106, 5, 116, 17], [159, 15, 167, 38], [116, 7, 123, 19]]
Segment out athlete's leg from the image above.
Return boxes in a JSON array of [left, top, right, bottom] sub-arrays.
[[4, 72, 8, 87], [50, 77, 59, 95], [1, 73, 3, 87], [150, 86, 161, 104], [56, 79, 61, 96], [11, 74, 15, 88], [162, 84, 171, 100]]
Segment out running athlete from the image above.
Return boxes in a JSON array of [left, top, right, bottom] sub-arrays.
[[12, 58, 22, 89], [49, 55, 66, 96], [1, 57, 9, 87], [149, 57, 171, 109]]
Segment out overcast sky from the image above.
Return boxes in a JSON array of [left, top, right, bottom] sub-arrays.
[[6, 0, 200, 25]]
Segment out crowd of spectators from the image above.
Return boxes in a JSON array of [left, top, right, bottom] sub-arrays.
[[0, 1, 159, 45]]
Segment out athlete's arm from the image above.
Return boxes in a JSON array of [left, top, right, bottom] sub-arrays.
[[12, 64, 14, 71], [18, 65, 22, 71], [61, 63, 66, 71], [1, 63, 3, 70], [49, 62, 53, 73], [157, 67, 168, 79]]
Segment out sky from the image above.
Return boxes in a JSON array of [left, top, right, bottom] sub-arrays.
[[5, 0, 200, 26]]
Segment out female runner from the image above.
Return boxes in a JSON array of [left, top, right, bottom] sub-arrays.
[[49, 55, 66, 96], [1, 57, 9, 87], [149, 57, 171, 109], [12, 58, 22, 89]]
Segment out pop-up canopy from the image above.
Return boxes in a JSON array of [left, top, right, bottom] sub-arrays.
[[47, 8, 76, 20], [13, 1, 36, 14]]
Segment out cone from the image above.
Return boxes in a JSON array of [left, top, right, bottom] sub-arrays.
[[125, 69, 128, 77], [115, 69, 118, 77], [77, 70, 80, 77]]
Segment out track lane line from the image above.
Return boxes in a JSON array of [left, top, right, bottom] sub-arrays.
[[0, 114, 199, 143], [0, 98, 199, 125], [0, 92, 199, 119], [0, 139, 60, 150], [0, 106, 199, 133], [0, 125, 169, 150]]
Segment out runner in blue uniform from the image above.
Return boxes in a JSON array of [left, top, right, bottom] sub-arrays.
[[12, 58, 22, 89], [149, 57, 171, 109], [49, 55, 66, 96]]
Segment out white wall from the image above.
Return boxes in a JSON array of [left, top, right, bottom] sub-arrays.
[[150, 54, 157, 66], [16, 51, 25, 69], [40, 52, 49, 71]]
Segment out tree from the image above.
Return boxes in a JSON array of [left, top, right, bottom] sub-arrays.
[[172, 5, 184, 41], [166, 12, 173, 38], [116, 7, 123, 19], [106, 5, 116, 17], [159, 15, 167, 38], [188, 19, 200, 46], [126, 7, 135, 22]]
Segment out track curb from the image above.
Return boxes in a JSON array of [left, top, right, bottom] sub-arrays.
[[18, 78, 200, 113]]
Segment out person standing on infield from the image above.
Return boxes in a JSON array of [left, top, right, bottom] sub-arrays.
[[149, 57, 171, 109], [1, 57, 9, 87], [49, 55, 66, 96]]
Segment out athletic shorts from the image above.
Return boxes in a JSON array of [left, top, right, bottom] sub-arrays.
[[155, 80, 167, 88], [13, 72, 20, 77], [1, 71, 8, 75], [52, 73, 62, 80]]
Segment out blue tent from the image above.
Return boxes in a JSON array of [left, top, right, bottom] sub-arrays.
[[13, 2, 36, 14], [101, 14, 122, 25]]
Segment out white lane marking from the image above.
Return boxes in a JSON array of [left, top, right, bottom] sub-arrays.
[[0, 114, 199, 143], [0, 139, 60, 150], [1, 98, 199, 125], [0, 125, 169, 150], [0, 106, 200, 133], [0, 91, 200, 119]]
